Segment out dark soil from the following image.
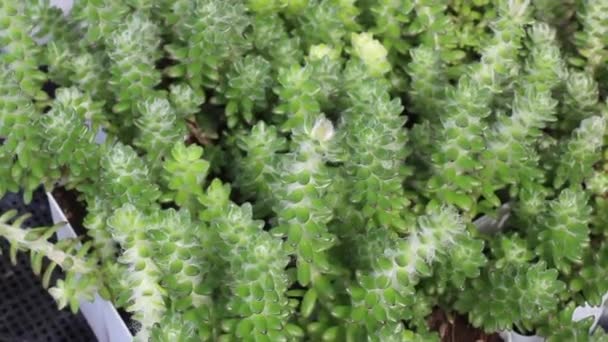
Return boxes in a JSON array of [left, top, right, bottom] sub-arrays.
[[428, 308, 503, 342], [51, 186, 88, 237]]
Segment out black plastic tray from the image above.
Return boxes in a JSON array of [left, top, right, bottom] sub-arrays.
[[0, 188, 96, 342]]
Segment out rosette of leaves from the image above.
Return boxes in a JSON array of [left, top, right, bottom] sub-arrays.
[[216, 55, 273, 128], [198, 180, 294, 341], [455, 261, 565, 333], [166, 0, 251, 89]]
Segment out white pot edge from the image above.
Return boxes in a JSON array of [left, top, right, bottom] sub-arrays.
[[499, 331, 544, 342], [47, 192, 133, 342]]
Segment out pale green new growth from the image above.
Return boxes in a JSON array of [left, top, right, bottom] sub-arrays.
[[108, 205, 166, 342]]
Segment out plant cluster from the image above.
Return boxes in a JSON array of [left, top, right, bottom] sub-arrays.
[[2, 0, 608, 341]]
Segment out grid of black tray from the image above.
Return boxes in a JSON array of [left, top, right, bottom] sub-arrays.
[[0, 188, 96, 342]]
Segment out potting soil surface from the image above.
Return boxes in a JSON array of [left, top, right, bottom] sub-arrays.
[[0, 188, 97, 342]]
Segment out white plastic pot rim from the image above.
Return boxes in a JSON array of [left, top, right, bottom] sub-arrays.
[[500, 331, 544, 342], [47, 193, 133, 342]]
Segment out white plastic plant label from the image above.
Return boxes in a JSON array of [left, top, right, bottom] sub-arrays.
[[50, 0, 74, 15], [500, 331, 544, 342], [47, 193, 132, 342], [572, 293, 608, 332]]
